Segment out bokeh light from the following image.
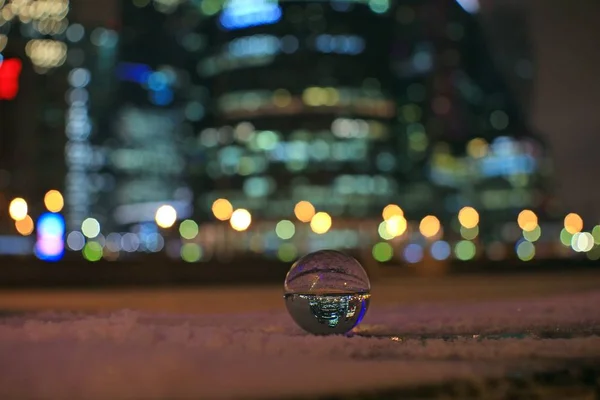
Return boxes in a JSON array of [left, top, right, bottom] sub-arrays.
[[181, 243, 202, 262], [523, 225, 541, 242], [212, 198, 234, 221], [37, 212, 65, 237], [431, 240, 451, 260], [564, 213, 583, 234], [455, 240, 476, 261], [44, 190, 64, 212], [516, 240, 535, 261], [378, 221, 394, 240], [67, 231, 85, 251], [517, 209, 538, 232], [460, 225, 479, 240], [277, 243, 297, 262], [593, 225, 600, 245], [382, 204, 404, 220], [560, 228, 573, 246], [458, 206, 479, 229], [230, 208, 252, 231], [403, 243, 424, 264], [155, 205, 177, 228], [15, 215, 34, 236], [419, 215, 441, 238], [83, 241, 103, 262], [179, 220, 199, 240], [310, 212, 332, 234], [275, 220, 295, 240], [587, 245, 600, 261], [372, 242, 393, 262], [571, 232, 594, 252], [81, 218, 100, 238], [8, 197, 28, 221], [294, 200, 315, 223], [385, 215, 407, 237]]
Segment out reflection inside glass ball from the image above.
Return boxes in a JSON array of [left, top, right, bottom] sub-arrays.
[[284, 250, 371, 335], [285, 292, 370, 335]]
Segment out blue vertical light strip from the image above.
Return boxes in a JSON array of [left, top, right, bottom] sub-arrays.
[[34, 213, 66, 262]]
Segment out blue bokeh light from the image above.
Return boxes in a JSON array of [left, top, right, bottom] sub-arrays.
[[430, 240, 451, 260], [403, 243, 424, 264], [37, 213, 65, 237]]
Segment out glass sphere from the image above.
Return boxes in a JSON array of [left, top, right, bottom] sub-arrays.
[[284, 250, 371, 335]]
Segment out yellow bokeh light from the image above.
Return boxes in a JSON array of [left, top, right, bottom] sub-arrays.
[[294, 201, 315, 223], [230, 208, 252, 231], [458, 206, 479, 229], [385, 215, 407, 237], [564, 213, 583, 234], [44, 189, 64, 212], [9, 197, 28, 221], [212, 198, 233, 221], [419, 215, 441, 238], [273, 89, 292, 108], [382, 204, 404, 221], [517, 209, 538, 232], [310, 212, 332, 234], [155, 205, 177, 229], [15, 215, 34, 236], [466, 138, 488, 158]]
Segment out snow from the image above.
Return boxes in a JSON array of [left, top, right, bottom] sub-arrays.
[[1, 275, 599, 399]]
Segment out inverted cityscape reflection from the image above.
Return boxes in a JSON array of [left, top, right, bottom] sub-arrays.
[[285, 292, 371, 335]]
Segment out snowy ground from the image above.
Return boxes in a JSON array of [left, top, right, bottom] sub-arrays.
[[0, 272, 599, 399]]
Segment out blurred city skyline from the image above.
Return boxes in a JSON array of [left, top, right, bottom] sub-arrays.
[[69, 0, 600, 225], [0, 0, 598, 264], [10, 0, 597, 220]]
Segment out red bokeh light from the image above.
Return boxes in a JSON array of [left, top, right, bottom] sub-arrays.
[[0, 58, 23, 100]]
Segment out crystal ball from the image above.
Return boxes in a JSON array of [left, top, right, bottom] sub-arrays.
[[284, 250, 371, 335]]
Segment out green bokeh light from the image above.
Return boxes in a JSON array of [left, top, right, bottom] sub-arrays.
[[592, 225, 600, 245], [179, 220, 199, 240], [460, 225, 479, 240], [587, 245, 600, 261], [372, 242, 393, 262], [516, 241, 535, 261], [83, 241, 103, 262], [378, 221, 394, 240], [275, 220, 295, 240], [369, 0, 390, 14], [277, 243, 297, 262], [200, 0, 221, 16], [455, 240, 476, 261], [523, 225, 541, 242], [181, 243, 202, 262], [560, 228, 573, 246]]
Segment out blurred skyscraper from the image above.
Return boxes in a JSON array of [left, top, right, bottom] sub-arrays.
[[477, 0, 535, 114], [195, 0, 399, 222], [0, 0, 70, 238], [108, 0, 194, 235], [191, 0, 550, 236]]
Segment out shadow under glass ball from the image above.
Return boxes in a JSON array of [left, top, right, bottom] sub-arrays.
[[284, 250, 371, 335]]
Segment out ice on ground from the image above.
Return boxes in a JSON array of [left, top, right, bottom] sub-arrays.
[[1, 290, 599, 399]]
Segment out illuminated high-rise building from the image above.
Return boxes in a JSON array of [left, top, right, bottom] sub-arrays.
[[0, 0, 70, 247], [106, 0, 194, 234], [195, 0, 400, 222], [194, 0, 550, 233], [391, 0, 550, 237]]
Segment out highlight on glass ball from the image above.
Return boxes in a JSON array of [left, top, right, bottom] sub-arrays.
[[284, 250, 371, 335]]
